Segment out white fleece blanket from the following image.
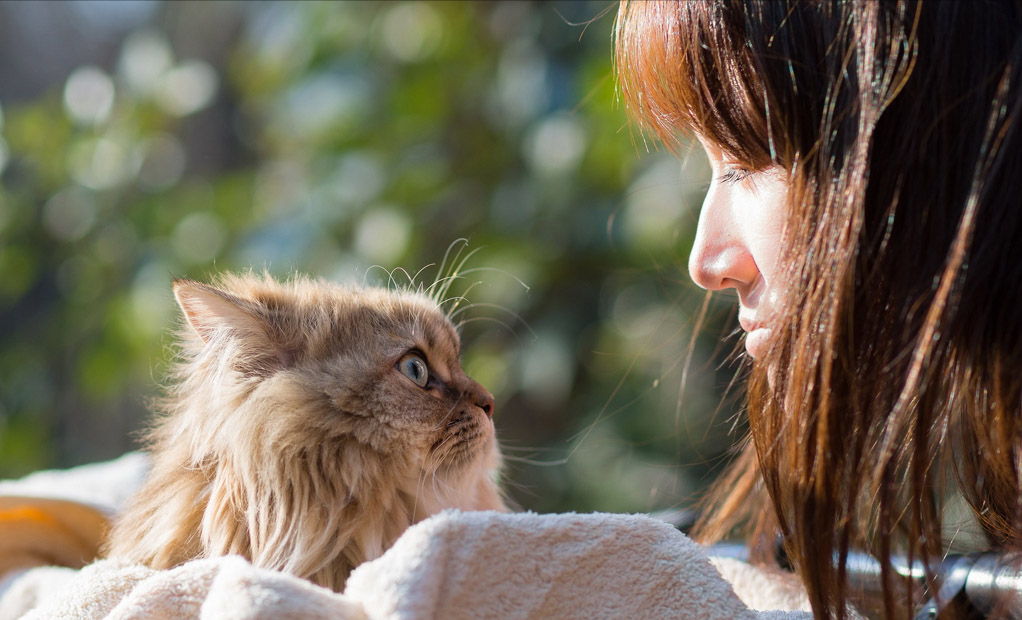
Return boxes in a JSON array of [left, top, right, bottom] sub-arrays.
[[0, 457, 812, 620]]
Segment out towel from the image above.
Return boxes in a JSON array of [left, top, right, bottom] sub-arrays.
[[0, 457, 813, 619]]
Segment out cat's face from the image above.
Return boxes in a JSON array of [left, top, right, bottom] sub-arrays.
[[173, 274, 498, 481]]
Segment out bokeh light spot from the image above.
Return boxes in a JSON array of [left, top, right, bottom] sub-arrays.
[[130, 262, 175, 339], [493, 39, 548, 128], [380, 2, 444, 63], [524, 114, 587, 176], [156, 60, 218, 117], [43, 187, 97, 242], [623, 156, 687, 250], [69, 136, 133, 190], [254, 158, 307, 215], [63, 67, 116, 126], [354, 207, 411, 266], [246, 2, 314, 74], [137, 134, 186, 191], [329, 152, 385, 210], [118, 30, 174, 96], [519, 331, 573, 407], [172, 211, 226, 264], [278, 72, 371, 142]]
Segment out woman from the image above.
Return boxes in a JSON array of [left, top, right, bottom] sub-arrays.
[[616, 1, 1022, 618]]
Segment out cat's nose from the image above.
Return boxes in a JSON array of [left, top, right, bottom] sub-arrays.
[[465, 381, 495, 419]]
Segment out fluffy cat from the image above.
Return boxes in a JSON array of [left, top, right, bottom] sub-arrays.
[[104, 272, 505, 591]]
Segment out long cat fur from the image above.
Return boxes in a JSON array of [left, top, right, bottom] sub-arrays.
[[104, 272, 505, 591]]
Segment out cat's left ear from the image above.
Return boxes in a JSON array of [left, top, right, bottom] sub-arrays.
[[173, 279, 293, 369], [173, 280, 265, 343]]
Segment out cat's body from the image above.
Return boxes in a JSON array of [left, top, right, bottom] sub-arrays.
[[105, 273, 504, 591]]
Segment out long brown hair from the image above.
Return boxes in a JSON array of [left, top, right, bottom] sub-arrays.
[[615, 1, 1022, 618]]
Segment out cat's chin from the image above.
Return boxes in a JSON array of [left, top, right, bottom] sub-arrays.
[[437, 445, 487, 472], [424, 440, 504, 514]]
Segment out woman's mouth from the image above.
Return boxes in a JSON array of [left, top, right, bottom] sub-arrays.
[[738, 314, 772, 359]]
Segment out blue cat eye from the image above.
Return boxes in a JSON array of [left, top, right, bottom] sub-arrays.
[[398, 353, 429, 388]]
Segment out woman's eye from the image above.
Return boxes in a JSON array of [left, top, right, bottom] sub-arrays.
[[718, 166, 753, 184], [398, 353, 429, 388]]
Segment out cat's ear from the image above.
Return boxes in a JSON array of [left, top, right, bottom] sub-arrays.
[[173, 279, 269, 346]]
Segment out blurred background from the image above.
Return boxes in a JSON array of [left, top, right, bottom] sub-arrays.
[[0, 0, 747, 516]]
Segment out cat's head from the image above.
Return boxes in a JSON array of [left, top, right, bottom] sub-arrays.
[[107, 271, 502, 588], [168, 272, 499, 492]]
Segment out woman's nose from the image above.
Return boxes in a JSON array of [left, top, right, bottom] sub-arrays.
[[687, 189, 759, 292]]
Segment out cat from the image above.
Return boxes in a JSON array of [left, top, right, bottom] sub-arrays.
[[104, 271, 505, 591]]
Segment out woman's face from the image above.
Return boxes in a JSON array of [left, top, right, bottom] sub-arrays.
[[688, 138, 788, 359]]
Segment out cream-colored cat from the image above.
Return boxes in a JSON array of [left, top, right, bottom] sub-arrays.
[[104, 272, 505, 591]]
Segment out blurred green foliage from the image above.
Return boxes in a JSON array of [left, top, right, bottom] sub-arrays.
[[0, 1, 744, 515]]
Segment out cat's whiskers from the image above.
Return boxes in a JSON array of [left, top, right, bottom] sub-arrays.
[[436, 294, 471, 314], [433, 247, 483, 307], [424, 240, 468, 305], [362, 264, 396, 289], [447, 267, 530, 293], [389, 267, 412, 290], [432, 407, 461, 433], [424, 274, 462, 302], [427, 469, 452, 506], [443, 280, 482, 316], [430, 431, 458, 458], [450, 303, 536, 341], [427, 388, 468, 433], [455, 316, 518, 338], [407, 263, 436, 290], [432, 264, 531, 313], [431, 238, 470, 301], [497, 445, 570, 467]]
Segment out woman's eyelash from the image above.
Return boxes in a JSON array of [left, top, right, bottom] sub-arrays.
[[718, 167, 753, 184]]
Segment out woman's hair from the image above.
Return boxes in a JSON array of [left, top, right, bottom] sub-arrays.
[[616, 1, 1022, 618]]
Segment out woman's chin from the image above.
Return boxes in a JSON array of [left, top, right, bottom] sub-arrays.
[[744, 328, 773, 359]]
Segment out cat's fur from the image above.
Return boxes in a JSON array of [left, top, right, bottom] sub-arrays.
[[104, 272, 505, 591]]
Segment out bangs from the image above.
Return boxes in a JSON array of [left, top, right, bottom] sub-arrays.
[[614, 0, 774, 168]]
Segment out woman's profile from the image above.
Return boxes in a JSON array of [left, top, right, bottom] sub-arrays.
[[616, 1, 1022, 618]]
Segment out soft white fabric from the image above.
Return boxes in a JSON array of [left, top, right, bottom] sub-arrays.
[[0, 453, 148, 517], [0, 458, 812, 620], [710, 557, 812, 613], [343, 510, 810, 620]]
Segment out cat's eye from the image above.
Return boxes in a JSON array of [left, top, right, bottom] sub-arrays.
[[397, 353, 430, 388]]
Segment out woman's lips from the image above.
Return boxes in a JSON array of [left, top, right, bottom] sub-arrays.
[[738, 314, 772, 359]]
